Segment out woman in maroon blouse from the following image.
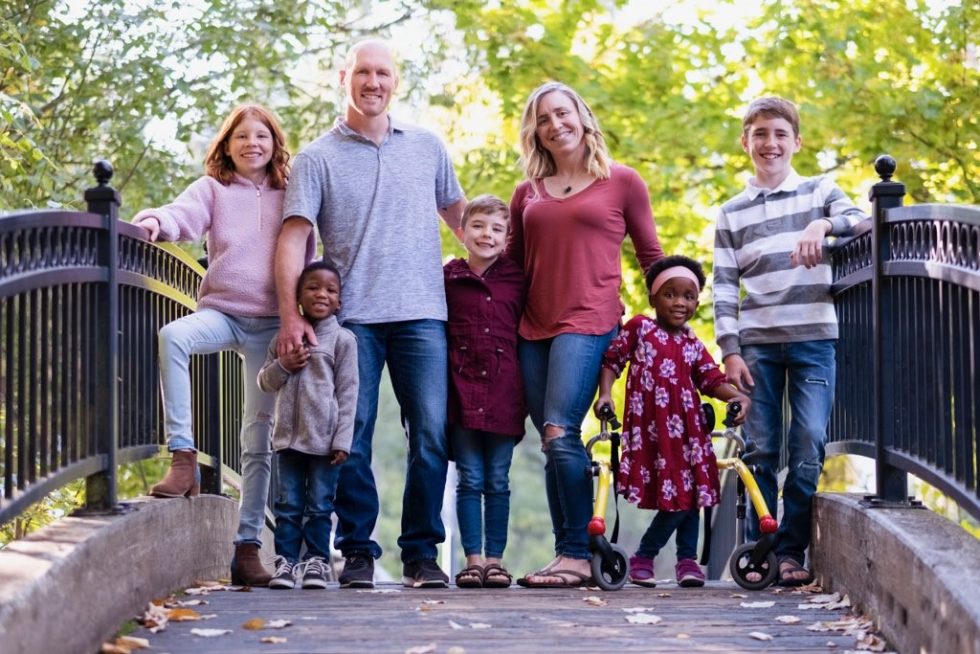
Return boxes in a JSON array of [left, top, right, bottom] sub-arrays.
[[509, 81, 665, 588]]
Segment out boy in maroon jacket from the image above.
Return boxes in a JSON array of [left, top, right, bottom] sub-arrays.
[[444, 194, 527, 589]]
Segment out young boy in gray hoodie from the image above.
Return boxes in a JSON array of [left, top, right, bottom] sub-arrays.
[[258, 261, 358, 589]]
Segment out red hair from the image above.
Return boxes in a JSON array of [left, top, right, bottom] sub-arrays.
[[204, 104, 290, 189]]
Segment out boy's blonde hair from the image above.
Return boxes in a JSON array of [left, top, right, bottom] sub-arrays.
[[461, 194, 509, 229], [742, 96, 801, 137], [518, 82, 611, 182]]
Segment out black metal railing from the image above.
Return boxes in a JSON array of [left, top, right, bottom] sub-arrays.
[[830, 155, 980, 518], [0, 162, 246, 525]]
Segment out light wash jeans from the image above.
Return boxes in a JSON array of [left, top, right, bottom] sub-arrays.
[[741, 340, 836, 564], [333, 320, 449, 564], [158, 308, 279, 545], [450, 426, 517, 559], [518, 328, 617, 560]]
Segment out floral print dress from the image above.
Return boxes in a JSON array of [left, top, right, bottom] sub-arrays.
[[602, 315, 726, 511]]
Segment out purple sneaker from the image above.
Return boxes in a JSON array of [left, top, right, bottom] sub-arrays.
[[628, 555, 657, 588], [675, 558, 705, 587]]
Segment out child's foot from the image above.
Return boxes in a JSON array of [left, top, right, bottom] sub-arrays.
[[454, 564, 484, 588], [675, 558, 705, 587], [628, 555, 657, 588], [298, 556, 329, 589], [269, 556, 297, 590]]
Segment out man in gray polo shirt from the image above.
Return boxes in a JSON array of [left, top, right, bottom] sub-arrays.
[[275, 38, 465, 589]]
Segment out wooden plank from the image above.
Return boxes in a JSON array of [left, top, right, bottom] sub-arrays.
[[127, 581, 877, 653]]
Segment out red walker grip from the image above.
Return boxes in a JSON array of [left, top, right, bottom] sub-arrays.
[[759, 515, 778, 534], [587, 517, 606, 536]]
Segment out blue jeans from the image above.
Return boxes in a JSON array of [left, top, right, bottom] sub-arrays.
[[519, 328, 616, 560], [450, 427, 516, 559], [333, 320, 449, 564], [636, 510, 700, 561], [741, 340, 836, 564], [273, 449, 341, 563], [158, 308, 279, 545]]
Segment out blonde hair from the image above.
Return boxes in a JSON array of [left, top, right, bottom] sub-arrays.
[[461, 194, 509, 229], [742, 96, 801, 137], [518, 82, 611, 181], [204, 104, 290, 189]]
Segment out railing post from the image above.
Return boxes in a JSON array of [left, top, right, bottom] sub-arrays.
[[83, 160, 121, 511], [868, 154, 909, 504], [200, 355, 223, 495]]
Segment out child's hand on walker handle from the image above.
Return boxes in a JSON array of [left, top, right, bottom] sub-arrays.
[[330, 450, 348, 465], [593, 395, 616, 420], [727, 394, 751, 426]]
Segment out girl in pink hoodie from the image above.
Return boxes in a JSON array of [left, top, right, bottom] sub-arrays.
[[133, 104, 312, 586]]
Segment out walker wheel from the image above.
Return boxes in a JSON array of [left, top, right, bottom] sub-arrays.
[[729, 542, 778, 590], [591, 543, 629, 591]]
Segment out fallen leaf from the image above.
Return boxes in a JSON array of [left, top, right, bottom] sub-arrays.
[[775, 615, 801, 624], [360, 588, 401, 594], [201, 614, 218, 620], [730, 593, 748, 599], [447, 648, 467, 654], [676, 633, 690, 639], [422, 599, 444, 605], [190, 628, 232, 637], [117, 637, 150, 649], [242, 618, 266, 630], [184, 587, 211, 596], [169, 608, 202, 622], [827, 642, 838, 648], [405, 644, 437, 654], [807, 622, 832, 632], [300, 616, 318, 620], [470, 623, 491, 629], [449, 620, 464, 630], [623, 607, 657, 613], [657, 593, 671, 598], [808, 593, 842, 604], [178, 599, 208, 607], [625, 613, 663, 625], [261, 636, 288, 644], [100, 644, 132, 654], [740, 601, 775, 608], [266, 619, 292, 629], [230, 585, 253, 592], [193, 579, 222, 587], [749, 631, 774, 641], [139, 603, 170, 633], [583, 596, 608, 607], [856, 632, 888, 652]]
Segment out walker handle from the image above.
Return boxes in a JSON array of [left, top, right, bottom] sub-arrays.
[[598, 404, 621, 431]]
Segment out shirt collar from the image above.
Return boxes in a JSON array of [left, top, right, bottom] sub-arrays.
[[744, 168, 803, 200], [333, 115, 407, 142]]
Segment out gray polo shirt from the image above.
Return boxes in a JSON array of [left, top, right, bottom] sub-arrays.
[[284, 116, 463, 324]]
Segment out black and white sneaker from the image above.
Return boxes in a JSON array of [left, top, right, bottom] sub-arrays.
[[338, 553, 375, 589], [269, 556, 297, 590], [402, 559, 449, 589], [298, 556, 329, 589]]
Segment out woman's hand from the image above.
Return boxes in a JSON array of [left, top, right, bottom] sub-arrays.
[[139, 217, 161, 242], [330, 450, 349, 465], [279, 345, 309, 373]]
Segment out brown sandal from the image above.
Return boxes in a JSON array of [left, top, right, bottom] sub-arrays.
[[482, 563, 512, 588], [517, 568, 591, 588], [454, 564, 484, 588]]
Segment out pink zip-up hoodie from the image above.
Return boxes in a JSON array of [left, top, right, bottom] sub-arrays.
[[133, 174, 314, 317]]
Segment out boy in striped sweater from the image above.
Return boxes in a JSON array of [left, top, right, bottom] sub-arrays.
[[712, 96, 866, 586]]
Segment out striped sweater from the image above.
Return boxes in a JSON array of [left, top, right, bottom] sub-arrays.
[[713, 169, 866, 359]]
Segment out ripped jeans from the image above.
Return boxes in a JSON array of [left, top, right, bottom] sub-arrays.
[[741, 340, 836, 564], [518, 328, 617, 560], [159, 308, 279, 545]]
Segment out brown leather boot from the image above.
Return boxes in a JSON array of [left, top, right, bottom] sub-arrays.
[[149, 449, 200, 498], [230, 543, 272, 587]]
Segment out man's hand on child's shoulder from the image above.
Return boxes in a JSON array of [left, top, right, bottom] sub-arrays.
[[279, 345, 310, 372]]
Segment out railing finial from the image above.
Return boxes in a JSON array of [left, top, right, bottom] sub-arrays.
[[874, 154, 896, 182], [93, 160, 114, 187]]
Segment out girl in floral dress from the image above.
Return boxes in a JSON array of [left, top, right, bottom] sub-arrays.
[[594, 255, 750, 588]]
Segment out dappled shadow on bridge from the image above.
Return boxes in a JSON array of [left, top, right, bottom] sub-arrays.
[[121, 580, 879, 653]]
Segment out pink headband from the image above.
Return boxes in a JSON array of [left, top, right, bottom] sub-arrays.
[[650, 266, 701, 296]]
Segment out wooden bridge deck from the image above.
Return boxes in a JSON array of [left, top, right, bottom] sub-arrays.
[[119, 579, 886, 653]]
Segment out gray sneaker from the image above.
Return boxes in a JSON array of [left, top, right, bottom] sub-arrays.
[[298, 556, 328, 590], [338, 553, 375, 588], [269, 556, 297, 590], [402, 559, 449, 589]]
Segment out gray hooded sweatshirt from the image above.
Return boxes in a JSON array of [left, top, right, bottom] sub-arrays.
[[258, 316, 358, 456]]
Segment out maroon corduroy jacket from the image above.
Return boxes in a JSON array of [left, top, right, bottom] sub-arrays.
[[444, 256, 527, 438]]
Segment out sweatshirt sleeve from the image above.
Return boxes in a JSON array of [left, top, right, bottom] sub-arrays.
[[331, 329, 359, 453], [713, 206, 741, 359], [131, 176, 215, 242], [257, 336, 290, 392], [820, 176, 868, 236]]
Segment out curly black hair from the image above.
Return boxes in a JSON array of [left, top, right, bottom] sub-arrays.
[[644, 255, 706, 292], [297, 260, 342, 297]]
